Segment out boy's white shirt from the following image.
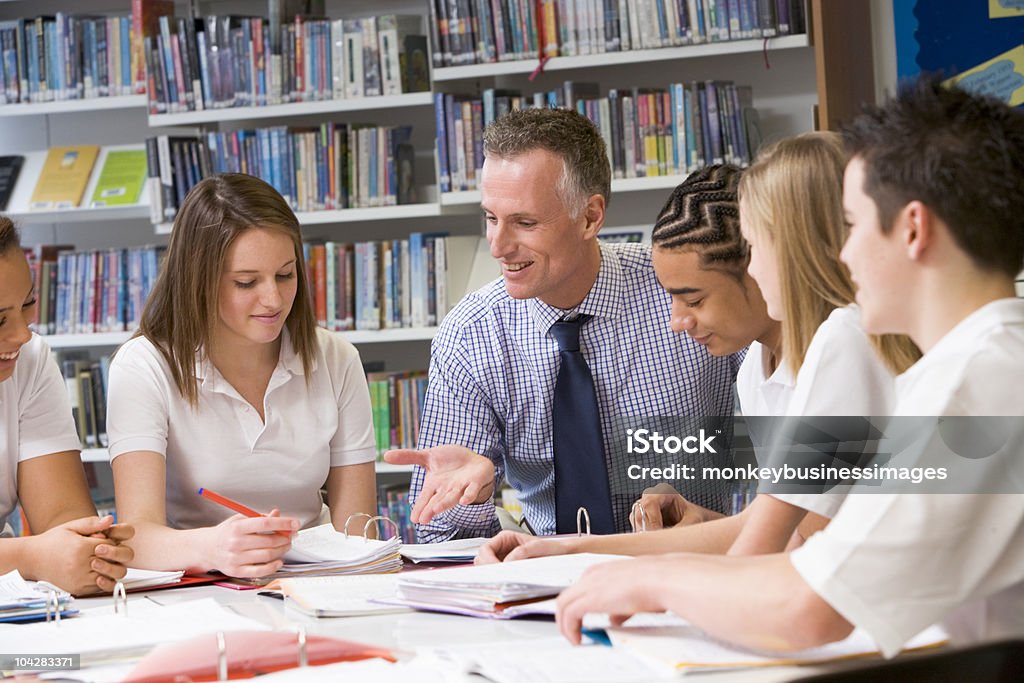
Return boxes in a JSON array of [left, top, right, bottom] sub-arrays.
[[789, 297, 1024, 657]]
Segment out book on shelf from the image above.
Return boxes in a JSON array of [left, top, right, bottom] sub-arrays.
[[436, 79, 759, 192], [89, 148, 148, 207], [0, 155, 24, 210], [131, 0, 175, 94], [426, 0, 807, 68], [0, 13, 136, 105], [29, 145, 100, 210], [144, 11, 429, 115], [146, 122, 421, 221]]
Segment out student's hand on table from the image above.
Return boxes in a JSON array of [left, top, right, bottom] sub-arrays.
[[556, 556, 668, 644], [207, 510, 298, 579], [476, 530, 579, 564], [24, 516, 132, 595], [384, 445, 495, 524], [630, 483, 722, 530]]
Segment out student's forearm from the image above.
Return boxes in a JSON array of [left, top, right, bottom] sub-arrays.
[[123, 520, 215, 573], [0, 537, 30, 576], [649, 553, 852, 650], [567, 509, 749, 556]]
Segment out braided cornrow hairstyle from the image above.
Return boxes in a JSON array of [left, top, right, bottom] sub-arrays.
[[651, 164, 747, 280]]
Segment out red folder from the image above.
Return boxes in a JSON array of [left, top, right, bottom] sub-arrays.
[[123, 631, 395, 682]]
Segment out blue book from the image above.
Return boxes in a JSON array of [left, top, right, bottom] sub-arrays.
[[434, 92, 450, 193]]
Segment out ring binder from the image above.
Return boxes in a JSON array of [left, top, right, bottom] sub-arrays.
[[342, 512, 374, 538], [45, 589, 61, 624], [631, 501, 648, 533], [576, 507, 591, 536], [297, 627, 308, 667], [362, 516, 399, 541], [113, 580, 128, 615], [216, 632, 227, 681]]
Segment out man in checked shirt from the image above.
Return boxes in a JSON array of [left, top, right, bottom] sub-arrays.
[[385, 107, 741, 542]]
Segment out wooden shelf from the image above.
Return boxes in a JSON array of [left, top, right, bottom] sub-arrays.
[[433, 35, 810, 81], [148, 92, 434, 127], [0, 95, 147, 117]]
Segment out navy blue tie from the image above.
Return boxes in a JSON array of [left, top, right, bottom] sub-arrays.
[[551, 315, 614, 534]]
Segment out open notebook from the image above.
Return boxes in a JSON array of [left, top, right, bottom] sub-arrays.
[[387, 553, 626, 618], [277, 523, 403, 576]]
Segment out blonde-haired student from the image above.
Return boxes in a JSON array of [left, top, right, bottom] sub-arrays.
[[556, 76, 1024, 656], [480, 134, 918, 563], [106, 174, 377, 580], [0, 216, 134, 595]]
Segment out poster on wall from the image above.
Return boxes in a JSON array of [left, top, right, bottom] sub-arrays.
[[893, 0, 1024, 107]]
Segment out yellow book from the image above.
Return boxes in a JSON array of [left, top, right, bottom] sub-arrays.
[[30, 146, 101, 210]]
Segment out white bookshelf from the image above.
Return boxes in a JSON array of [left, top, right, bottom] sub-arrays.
[[154, 202, 472, 235], [439, 174, 697, 206], [148, 92, 434, 127], [433, 34, 810, 81], [42, 327, 439, 349], [10, 204, 151, 225], [81, 447, 414, 473], [0, 95, 147, 118]]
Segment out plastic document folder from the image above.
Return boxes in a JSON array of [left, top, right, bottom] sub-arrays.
[[606, 621, 949, 674], [0, 569, 76, 623], [400, 537, 488, 563], [390, 553, 626, 618], [122, 630, 395, 682], [277, 573, 411, 618], [0, 598, 270, 667]]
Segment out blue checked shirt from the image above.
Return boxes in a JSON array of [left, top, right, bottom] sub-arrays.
[[412, 242, 741, 541]]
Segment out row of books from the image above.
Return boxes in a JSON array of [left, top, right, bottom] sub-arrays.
[[368, 370, 429, 457], [61, 356, 111, 449], [301, 234, 481, 333], [1, 147, 148, 213], [378, 487, 416, 543], [26, 245, 164, 336], [0, 14, 137, 105], [437, 79, 759, 192], [145, 13, 430, 115], [427, 0, 807, 67], [146, 125, 416, 224]]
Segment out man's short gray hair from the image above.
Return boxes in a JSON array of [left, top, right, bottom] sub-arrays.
[[483, 107, 611, 220]]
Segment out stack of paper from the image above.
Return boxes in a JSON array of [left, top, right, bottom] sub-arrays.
[[278, 523, 403, 576], [390, 553, 626, 619], [0, 570, 75, 623], [121, 568, 186, 591], [399, 537, 488, 563], [278, 574, 410, 618]]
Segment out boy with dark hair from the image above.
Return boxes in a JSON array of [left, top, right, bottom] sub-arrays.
[[555, 76, 1024, 657]]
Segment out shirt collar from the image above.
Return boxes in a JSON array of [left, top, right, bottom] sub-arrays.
[[195, 327, 308, 388], [898, 297, 1024, 387], [527, 242, 625, 334]]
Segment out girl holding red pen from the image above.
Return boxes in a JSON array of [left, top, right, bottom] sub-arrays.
[[105, 174, 378, 579]]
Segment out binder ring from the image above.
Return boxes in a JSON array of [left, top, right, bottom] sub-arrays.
[[631, 501, 648, 533], [362, 515, 399, 541], [216, 631, 228, 681], [296, 626, 308, 667], [112, 580, 127, 615], [45, 590, 61, 624], [576, 507, 591, 536], [343, 512, 374, 538]]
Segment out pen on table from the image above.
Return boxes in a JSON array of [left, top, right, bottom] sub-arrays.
[[197, 487, 293, 539]]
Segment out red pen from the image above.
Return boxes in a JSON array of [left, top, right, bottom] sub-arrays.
[[197, 488, 293, 539]]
